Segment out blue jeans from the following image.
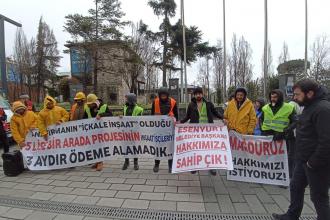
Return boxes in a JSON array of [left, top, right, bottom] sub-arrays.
[[286, 160, 330, 220]]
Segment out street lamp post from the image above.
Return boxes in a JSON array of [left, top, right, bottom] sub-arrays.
[[0, 14, 22, 98], [222, 0, 227, 102], [304, 0, 308, 76], [263, 0, 268, 99], [181, 0, 188, 106]]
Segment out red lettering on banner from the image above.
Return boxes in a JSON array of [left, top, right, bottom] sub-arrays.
[[205, 154, 223, 167], [177, 126, 221, 134], [229, 134, 286, 156], [176, 141, 228, 154], [176, 154, 203, 168]]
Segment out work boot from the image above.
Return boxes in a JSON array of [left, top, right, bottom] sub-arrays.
[[96, 162, 103, 171], [209, 170, 217, 176], [133, 158, 139, 170], [271, 213, 292, 220], [153, 164, 159, 173], [91, 163, 97, 169], [122, 161, 129, 170]]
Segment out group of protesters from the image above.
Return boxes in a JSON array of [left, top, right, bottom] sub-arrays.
[[4, 78, 330, 220]]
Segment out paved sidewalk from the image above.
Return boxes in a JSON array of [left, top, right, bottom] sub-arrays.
[[0, 158, 317, 220]]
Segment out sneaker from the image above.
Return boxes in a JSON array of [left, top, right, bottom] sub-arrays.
[[91, 163, 97, 169], [96, 162, 103, 171], [191, 171, 197, 174], [153, 164, 159, 173], [122, 162, 129, 170], [134, 164, 139, 170], [209, 170, 217, 176]]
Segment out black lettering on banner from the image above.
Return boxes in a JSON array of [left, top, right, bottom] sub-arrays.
[[69, 150, 77, 163], [34, 156, 42, 167], [113, 146, 120, 155], [26, 156, 33, 166], [60, 154, 67, 165], [104, 147, 111, 157], [229, 167, 287, 181], [78, 152, 85, 162], [93, 148, 104, 159], [86, 150, 93, 161]]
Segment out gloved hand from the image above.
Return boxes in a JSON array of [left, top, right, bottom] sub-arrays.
[[273, 132, 285, 141]]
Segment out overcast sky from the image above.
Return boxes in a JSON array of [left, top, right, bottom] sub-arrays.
[[2, 0, 330, 84]]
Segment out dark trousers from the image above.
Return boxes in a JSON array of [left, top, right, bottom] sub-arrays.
[[286, 160, 330, 220], [154, 159, 172, 168], [286, 138, 296, 178], [124, 158, 138, 164], [0, 125, 9, 153]]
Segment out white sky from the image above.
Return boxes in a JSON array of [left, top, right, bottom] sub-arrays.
[[1, 0, 330, 84]]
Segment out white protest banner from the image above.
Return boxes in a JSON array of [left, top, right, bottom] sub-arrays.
[[22, 116, 174, 170], [172, 124, 233, 174], [227, 131, 289, 186]]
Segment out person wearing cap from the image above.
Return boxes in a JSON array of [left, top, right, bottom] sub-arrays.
[[10, 101, 38, 149], [254, 98, 266, 135], [84, 94, 113, 171], [70, 92, 86, 121], [37, 96, 69, 141], [121, 93, 143, 171], [151, 87, 178, 173], [19, 94, 35, 112], [181, 87, 223, 176], [224, 87, 256, 135]]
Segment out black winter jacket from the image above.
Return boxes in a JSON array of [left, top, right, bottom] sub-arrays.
[[295, 86, 330, 169], [181, 98, 223, 123]]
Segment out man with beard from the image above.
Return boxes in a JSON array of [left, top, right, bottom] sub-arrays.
[[151, 87, 178, 173], [272, 79, 330, 220], [224, 87, 256, 135], [180, 87, 223, 175], [261, 89, 297, 178]]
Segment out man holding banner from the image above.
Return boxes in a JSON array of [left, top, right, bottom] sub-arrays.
[[180, 87, 223, 175], [122, 93, 143, 171], [224, 87, 256, 135], [261, 89, 297, 178], [272, 79, 330, 220], [37, 96, 69, 141], [151, 87, 178, 173], [84, 94, 113, 171]]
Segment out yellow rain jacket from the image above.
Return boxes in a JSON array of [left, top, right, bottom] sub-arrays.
[[10, 101, 38, 146], [224, 98, 257, 135], [37, 96, 69, 136]]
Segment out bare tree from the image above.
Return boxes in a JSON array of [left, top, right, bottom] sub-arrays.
[[237, 36, 253, 87], [278, 41, 290, 64], [309, 35, 330, 84], [261, 40, 273, 77], [34, 17, 60, 102], [213, 41, 223, 92]]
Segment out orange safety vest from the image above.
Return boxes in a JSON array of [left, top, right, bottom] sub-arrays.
[[154, 97, 176, 117], [70, 103, 77, 121]]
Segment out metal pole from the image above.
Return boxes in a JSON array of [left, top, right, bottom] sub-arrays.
[[304, 0, 308, 76], [181, 0, 188, 106], [180, 60, 184, 103], [0, 15, 22, 98], [263, 0, 268, 99], [222, 0, 227, 102], [0, 18, 7, 97]]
